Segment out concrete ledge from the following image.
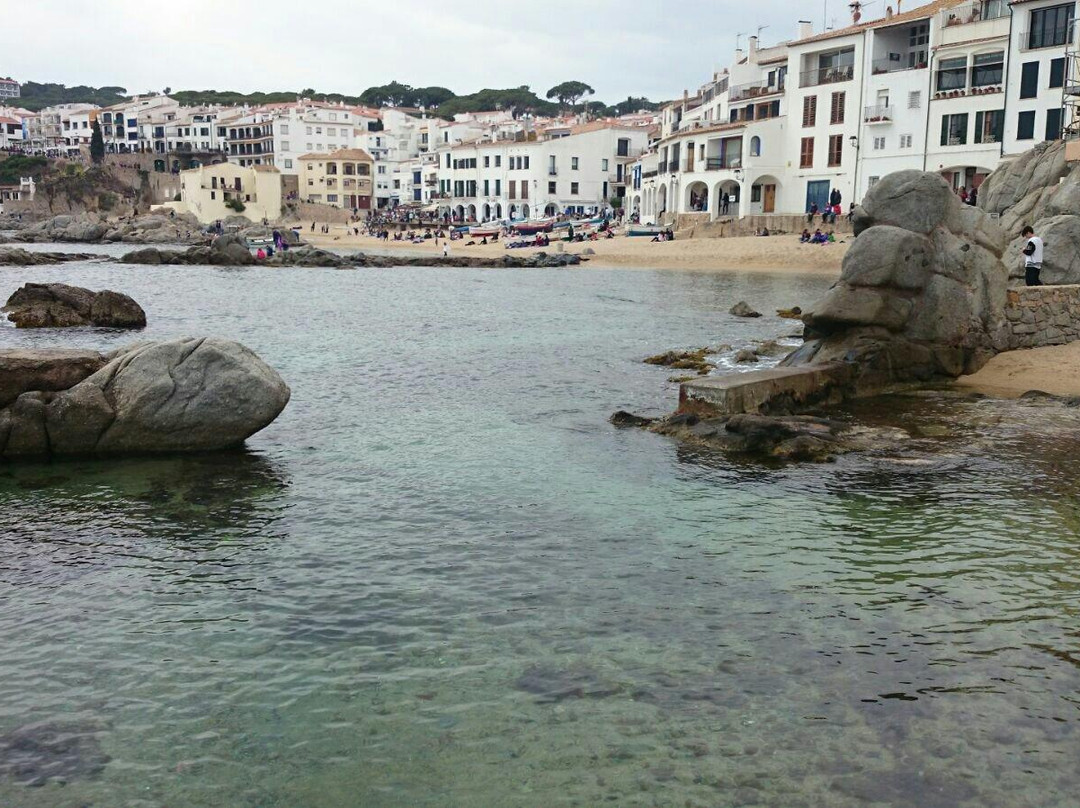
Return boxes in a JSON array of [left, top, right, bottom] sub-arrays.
[[679, 363, 854, 416]]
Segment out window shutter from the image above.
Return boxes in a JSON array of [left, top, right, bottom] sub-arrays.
[[940, 115, 949, 146], [831, 92, 846, 124], [974, 111, 984, 143], [803, 96, 817, 127]]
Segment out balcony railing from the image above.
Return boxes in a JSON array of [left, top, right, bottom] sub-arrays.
[[943, 1, 1009, 27], [800, 64, 854, 87], [1021, 27, 1075, 51], [728, 78, 786, 103], [704, 157, 743, 170], [864, 104, 893, 123], [871, 57, 928, 74]]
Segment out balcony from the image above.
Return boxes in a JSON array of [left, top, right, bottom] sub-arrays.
[[943, 1, 1009, 27], [871, 57, 928, 74], [704, 157, 743, 171], [864, 105, 893, 124], [1021, 27, 1075, 51], [800, 64, 854, 88], [728, 78, 786, 103]]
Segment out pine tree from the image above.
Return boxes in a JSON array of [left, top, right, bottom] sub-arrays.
[[90, 119, 105, 164]]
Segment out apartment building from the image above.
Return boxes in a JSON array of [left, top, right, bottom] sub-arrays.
[[98, 95, 181, 153], [176, 162, 282, 223], [433, 124, 647, 222], [630, 0, 1079, 221], [0, 114, 25, 149], [298, 148, 375, 210], [222, 110, 275, 167], [0, 78, 19, 99]]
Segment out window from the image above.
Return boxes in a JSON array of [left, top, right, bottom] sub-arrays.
[[750, 136, 761, 156], [830, 92, 846, 124], [975, 110, 1004, 144], [326, 128, 335, 136], [495, 155, 501, 167], [1047, 107, 1063, 141], [571, 157, 579, 170], [494, 179, 501, 196], [899, 134, 913, 149], [941, 113, 969, 145], [873, 136, 886, 150], [483, 179, 489, 196], [802, 95, 817, 127], [868, 176, 880, 188], [327, 194, 338, 203], [1020, 62, 1040, 99], [305, 126, 312, 135], [523, 156, 530, 169], [306, 142, 312, 151], [570, 182, 579, 195], [908, 91, 921, 109], [281, 141, 290, 151], [284, 159, 293, 169], [827, 135, 843, 166], [1028, 4, 1075, 49], [971, 51, 1004, 87], [937, 57, 967, 91], [548, 181, 556, 193], [1050, 58, 1067, 88], [1018, 110, 1037, 140], [751, 185, 762, 203], [602, 159, 609, 171], [800, 137, 814, 168]]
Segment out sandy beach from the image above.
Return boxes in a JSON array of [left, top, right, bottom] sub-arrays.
[[957, 342, 1080, 398], [303, 226, 849, 274]]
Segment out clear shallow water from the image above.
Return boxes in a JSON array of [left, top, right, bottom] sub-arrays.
[[0, 259, 1078, 807]]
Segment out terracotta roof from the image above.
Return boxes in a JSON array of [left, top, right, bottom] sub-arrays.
[[298, 148, 374, 162]]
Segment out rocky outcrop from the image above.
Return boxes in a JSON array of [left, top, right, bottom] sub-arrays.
[[0, 337, 290, 458], [978, 141, 1080, 284], [729, 301, 762, 318], [0, 248, 103, 265], [0, 349, 107, 408], [13, 212, 206, 245], [788, 170, 1009, 387], [612, 410, 908, 463], [121, 243, 583, 269], [4, 283, 146, 329]]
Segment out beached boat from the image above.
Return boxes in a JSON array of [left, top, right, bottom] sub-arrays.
[[469, 226, 501, 238], [513, 219, 555, 235], [553, 216, 605, 230], [626, 225, 665, 237]]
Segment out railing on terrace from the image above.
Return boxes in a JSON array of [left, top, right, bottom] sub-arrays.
[[871, 57, 928, 74], [1021, 26, 1076, 51], [943, 1, 1009, 27], [728, 78, 786, 103], [863, 104, 893, 123], [800, 64, 855, 88], [704, 157, 743, 170]]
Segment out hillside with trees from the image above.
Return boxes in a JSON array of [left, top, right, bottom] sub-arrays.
[[6, 80, 662, 120]]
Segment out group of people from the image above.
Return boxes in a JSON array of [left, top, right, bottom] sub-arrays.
[[800, 228, 837, 245], [807, 188, 847, 225], [958, 186, 979, 206], [650, 228, 676, 243]]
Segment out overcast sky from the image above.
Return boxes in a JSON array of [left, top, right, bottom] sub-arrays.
[[12, 0, 851, 102]]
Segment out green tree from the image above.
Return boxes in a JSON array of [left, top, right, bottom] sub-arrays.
[[546, 81, 595, 112], [90, 119, 105, 164]]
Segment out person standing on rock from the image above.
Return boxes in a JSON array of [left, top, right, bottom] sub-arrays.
[[1022, 225, 1044, 287]]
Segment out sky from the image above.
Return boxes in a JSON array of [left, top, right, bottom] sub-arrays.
[[10, 0, 855, 103]]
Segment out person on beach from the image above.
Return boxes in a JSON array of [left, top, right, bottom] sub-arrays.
[[443, 242, 450, 258], [1022, 225, 1044, 286], [722, 192, 730, 215], [808, 202, 818, 225]]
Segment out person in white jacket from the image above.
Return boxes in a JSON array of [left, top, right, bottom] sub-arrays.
[[1021, 225, 1044, 287]]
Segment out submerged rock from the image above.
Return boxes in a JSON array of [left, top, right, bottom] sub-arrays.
[[730, 301, 762, 318], [0, 719, 110, 786], [0, 337, 290, 458], [644, 348, 714, 375], [515, 664, 620, 703], [4, 283, 146, 329]]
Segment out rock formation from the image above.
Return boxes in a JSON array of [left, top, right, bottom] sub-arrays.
[[0, 338, 290, 458], [4, 283, 146, 329], [978, 140, 1080, 284], [788, 170, 1010, 386], [13, 212, 206, 245], [0, 248, 104, 265]]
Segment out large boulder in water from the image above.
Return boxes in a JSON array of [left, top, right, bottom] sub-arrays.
[[0, 338, 290, 457], [209, 233, 255, 265], [4, 283, 146, 329], [788, 170, 1009, 387]]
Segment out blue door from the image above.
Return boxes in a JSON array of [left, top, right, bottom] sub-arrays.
[[806, 180, 830, 213]]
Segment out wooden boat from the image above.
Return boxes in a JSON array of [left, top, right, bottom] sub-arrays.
[[469, 226, 501, 238], [626, 225, 665, 237], [513, 219, 555, 234]]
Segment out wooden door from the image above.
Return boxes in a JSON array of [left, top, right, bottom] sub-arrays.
[[763, 184, 776, 213]]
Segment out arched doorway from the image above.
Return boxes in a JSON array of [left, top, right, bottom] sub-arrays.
[[749, 175, 780, 215], [657, 184, 668, 215], [454, 204, 465, 221], [939, 165, 993, 197], [467, 204, 477, 221], [509, 204, 519, 220], [685, 181, 709, 213], [494, 203, 503, 219], [522, 204, 530, 219], [712, 180, 741, 219], [544, 203, 558, 216]]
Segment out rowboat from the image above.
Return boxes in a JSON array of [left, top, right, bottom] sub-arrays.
[[469, 226, 501, 238], [513, 219, 555, 234], [626, 225, 665, 237]]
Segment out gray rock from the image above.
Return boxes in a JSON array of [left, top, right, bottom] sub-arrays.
[[730, 301, 762, 318], [0, 248, 101, 266], [0, 338, 290, 458], [209, 233, 255, 265], [4, 283, 146, 329], [734, 349, 759, 363], [0, 348, 107, 408]]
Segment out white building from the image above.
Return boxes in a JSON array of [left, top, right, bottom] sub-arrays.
[[99, 95, 181, 153]]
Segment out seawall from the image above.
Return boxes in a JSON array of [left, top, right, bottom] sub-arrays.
[[1005, 286, 1080, 350]]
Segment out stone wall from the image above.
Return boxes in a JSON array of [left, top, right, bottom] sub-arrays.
[[1004, 286, 1080, 349]]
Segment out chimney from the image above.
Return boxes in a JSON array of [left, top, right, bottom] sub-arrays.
[[734, 48, 744, 63], [798, 20, 813, 39], [748, 36, 758, 57]]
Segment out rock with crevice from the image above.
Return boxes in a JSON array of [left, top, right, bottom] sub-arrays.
[[4, 283, 146, 329], [0, 337, 290, 458]]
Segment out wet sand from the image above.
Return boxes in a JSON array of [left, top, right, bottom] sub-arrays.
[[302, 227, 848, 274], [957, 342, 1080, 398]]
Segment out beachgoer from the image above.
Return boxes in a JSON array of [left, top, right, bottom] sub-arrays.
[[800, 229, 811, 243], [443, 242, 450, 257], [256, 248, 266, 260], [722, 193, 730, 215], [808, 202, 819, 225], [1021, 225, 1044, 286]]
